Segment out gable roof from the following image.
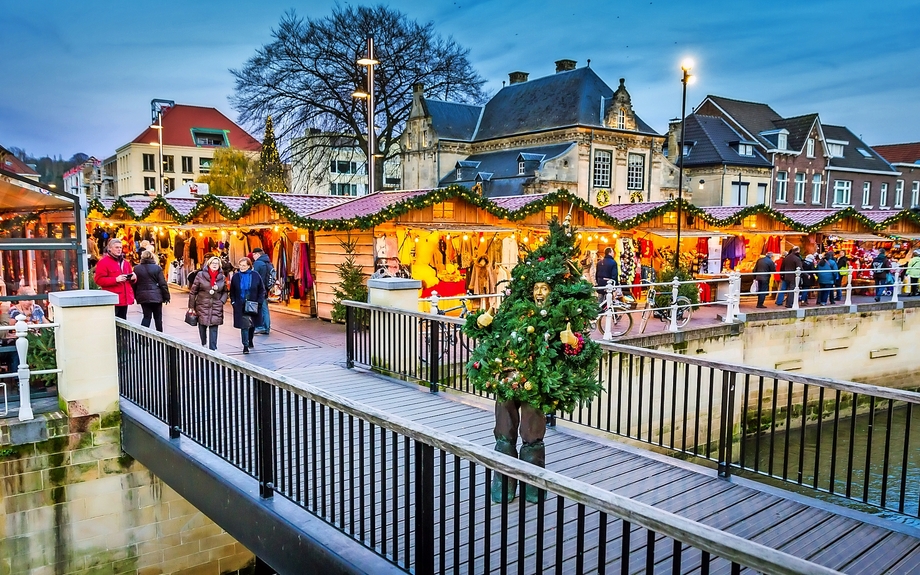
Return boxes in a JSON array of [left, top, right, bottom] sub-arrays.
[[437, 143, 576, 197], [873, 142, 920, 165], [471, 67, 657, 141], [0, 146, 39, 177], [424, 99, 482, 141], [703, 96, 783, 148], [823, 125, 898, 174], [130, 104, 262, 151], [680, 115, 772, 168], [772, 113, 819, 153]]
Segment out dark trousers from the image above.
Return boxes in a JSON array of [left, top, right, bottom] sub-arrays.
[[241, 326, 255, 347], [114, 306, 128, 320], [834, 277, 843, 301], [911, 276, 919, 296], [198, 324, 219, 350], [140, 302, 163, 332], [492, 399, 547, 502], [818, 284, 834, 304]]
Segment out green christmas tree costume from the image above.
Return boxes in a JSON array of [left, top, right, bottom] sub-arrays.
[[463, 216, 603, 503]]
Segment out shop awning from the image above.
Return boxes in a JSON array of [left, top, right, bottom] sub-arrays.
[[641, 228, 731, 238], [0, 178, 73, 213], [824, 233, 887, 242], [884, 233, 920, 240]]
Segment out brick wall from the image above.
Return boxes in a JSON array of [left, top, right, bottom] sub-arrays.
[[0, 412, 254, 575]]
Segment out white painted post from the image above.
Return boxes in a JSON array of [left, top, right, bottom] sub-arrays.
[[429, 291, 440, 314], [668, 278, 680, 333], [723, 276, 736, 324], [792, 268, 801, 311], [845, 273, 853, 306], [603, 280, 614, 342], [891, 271, 900, 303], [14, 317, 32, 421]]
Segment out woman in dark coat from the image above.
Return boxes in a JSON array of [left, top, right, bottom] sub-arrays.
[[133, 250, 170, 332], [229, 257, 266, 354], [188, 256, 229, 350]]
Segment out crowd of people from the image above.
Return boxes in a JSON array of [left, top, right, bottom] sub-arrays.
[[93, 238, 275, 354]]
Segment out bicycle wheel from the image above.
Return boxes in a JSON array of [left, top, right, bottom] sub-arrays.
[[607, 309, 633, 337], [674, 296, 693, 328]]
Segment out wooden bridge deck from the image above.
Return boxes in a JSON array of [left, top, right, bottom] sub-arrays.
[[276, 364, 920, 574]]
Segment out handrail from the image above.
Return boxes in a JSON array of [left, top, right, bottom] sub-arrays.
[[0, 319, 60, 419], [116, 319, 840, 575]]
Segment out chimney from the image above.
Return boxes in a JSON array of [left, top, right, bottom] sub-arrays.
[[508, 71, 529, 85], [667, 119, 682, 160], [555, 59, 577, 73]]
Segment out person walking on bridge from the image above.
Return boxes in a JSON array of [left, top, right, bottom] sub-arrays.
[[753, 252, 775, 308], [778, 246, 803, 308], [906, 250, 920, 297]]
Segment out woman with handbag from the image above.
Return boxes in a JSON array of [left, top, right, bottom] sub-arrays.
[[188, 256, 228, 350], [229, 257, 266, 354], [133, 250, 170, 332]]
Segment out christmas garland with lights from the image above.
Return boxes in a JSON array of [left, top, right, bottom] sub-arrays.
[[462, 217, 602, 415]]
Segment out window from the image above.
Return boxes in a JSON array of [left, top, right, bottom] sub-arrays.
[[593, 150, 612, 188], [616, 108, 626, 129], [456, 167, 462, 180], [806, 138, 815, 158], [833, 180, 852, 206], [329, 183, 358, 196], [165, 178, 175, 193], [199, 157, 212, 173], [895, 180, 904, 208], [812, 174, 822, 204], [192, 130, 227, 147], [775, 171, 788, 203], [730, 183, 749, 206], [627, 153, 645, 190], [518, 161, 525, 175], [794, 173, 806, 203], [913, 182, 920, 207], [331, 160, 359, 174], [432, 201, 454, 219], [182, 178, 194, 185], [742, 215, 758, 229], [777, 133, 787, 150], [143, 176, 156, 191], [142, 153, 156, 171], [862, 182, 872, 207], [163, 155, 174, 173], [757, 183, 768, 204], [544, 205, 560, 220], [738, 143, 754, 156], [880, 183, 889, 208], [181, 156, 193, 173], [828, 143, 845, 157], [856, 148, 873, 158]]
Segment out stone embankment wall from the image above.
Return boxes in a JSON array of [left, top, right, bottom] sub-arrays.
[[1, 411, 254, 575]]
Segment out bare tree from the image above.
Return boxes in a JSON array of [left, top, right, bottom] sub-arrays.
[[231, 5, 488, 193]]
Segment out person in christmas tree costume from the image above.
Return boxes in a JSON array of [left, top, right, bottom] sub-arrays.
[[463, 216, 603, 503]]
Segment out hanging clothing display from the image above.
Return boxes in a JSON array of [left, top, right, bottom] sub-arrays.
[[501, 236, 519, 267], [707, 237, 723, 274]]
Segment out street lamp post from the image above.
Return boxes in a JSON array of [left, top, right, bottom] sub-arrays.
[[674, 59, 693, 271], [354, 35, 379, 196], [154, 111, 163, 195]]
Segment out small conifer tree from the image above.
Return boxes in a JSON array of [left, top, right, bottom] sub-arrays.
[[331, 232, 368, 323], [259, 115, 287, 192]]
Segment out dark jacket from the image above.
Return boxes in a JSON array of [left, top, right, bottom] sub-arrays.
[[800, 260, 817, 288], [595, 254, 618, 286], [229, 270, 266, 330], [871, 254, 891, 280], [188, 270, 229, 326], [753, 256, 776, 282], [252, 255, 274, 295], [132, 261, 170, 304], [780, 252, 803, 284]]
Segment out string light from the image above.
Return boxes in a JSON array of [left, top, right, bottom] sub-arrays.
[[463, 234, 469, 241]]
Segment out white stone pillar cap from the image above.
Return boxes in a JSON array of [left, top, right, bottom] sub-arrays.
[[49, 290, 119, 307]]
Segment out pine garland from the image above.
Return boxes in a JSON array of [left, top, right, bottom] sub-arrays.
[[461, 217, 602, 415]]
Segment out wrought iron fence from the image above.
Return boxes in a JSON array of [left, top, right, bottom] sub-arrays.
[[116, 319, 838, 575], [344, 301, 920, 519]]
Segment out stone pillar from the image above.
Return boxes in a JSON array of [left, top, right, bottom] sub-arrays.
[[48, 290, 120, 417], [368, 277, 423, 311]]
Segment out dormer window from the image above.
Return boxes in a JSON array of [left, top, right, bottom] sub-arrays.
[[777, 133, 787, 150], [518, 161, 525, 175], [828, 143, 845, 158], [456, 167, 462, 179], [616, 108, 626, 129], [738, 143, 754, 157]]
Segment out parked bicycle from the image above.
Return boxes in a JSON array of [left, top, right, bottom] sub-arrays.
[[640, 281, 693, 330], [590, 288, 635, 338], [420, 295, 472, 365]]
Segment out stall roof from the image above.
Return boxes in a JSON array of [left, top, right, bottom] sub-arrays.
[[700, 206, 748, 220], [601, 201, 668, 223], [269, 194, 348, 216], [490, 193, 551, 211], [0, 178, 74, 212], [641, 228, 731, 238], [824, 232, 887, 242], [305, 190, 430, 221]]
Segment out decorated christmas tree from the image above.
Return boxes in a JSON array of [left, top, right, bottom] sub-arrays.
[[462, 216, 603, 415], [259, 115, 287, 193]]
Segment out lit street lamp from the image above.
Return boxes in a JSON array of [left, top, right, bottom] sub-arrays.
[[150, 113, 163, 195], [353, 35, 379, 196], [674, 59, 694, 271]]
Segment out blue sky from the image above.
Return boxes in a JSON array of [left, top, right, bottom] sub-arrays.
[[2, 0, 918, 158]]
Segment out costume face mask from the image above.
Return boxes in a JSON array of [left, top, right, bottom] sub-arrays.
[[533, 282, 550, 307]]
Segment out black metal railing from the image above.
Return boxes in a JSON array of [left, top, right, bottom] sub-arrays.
[[344, 301, 920, 519], [117, 320, 838, 575]]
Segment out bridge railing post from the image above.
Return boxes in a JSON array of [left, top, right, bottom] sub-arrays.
[[427, 317, 440, 393], [414, 440, 435, 575], [166, 346, 180, 439], [256, 379, 275, 499], [792, 268, 801, 311], [717, 370, 737, 478], [345, 304, 355, 369]]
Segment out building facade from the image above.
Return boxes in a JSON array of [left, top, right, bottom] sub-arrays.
[[289, 132, 401, 196], [62, 156, 104, 200], [111, 104, 261, 197], [872, 142, 920, 209], [401, 60, 671, 205]]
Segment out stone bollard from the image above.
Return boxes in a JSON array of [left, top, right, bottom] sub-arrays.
[[367, 277, 424, 374], [49, 290, 120, 417]]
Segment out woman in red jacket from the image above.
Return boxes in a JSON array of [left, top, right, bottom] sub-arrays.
[[94, 238, 136, 319]]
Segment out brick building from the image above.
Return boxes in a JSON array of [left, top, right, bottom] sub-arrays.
[[872, 142, 920, 208]]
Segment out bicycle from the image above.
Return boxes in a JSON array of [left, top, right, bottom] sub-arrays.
[[590, 289, 635, 338], [419, 295, 471, 365], [640, 282, 693, 332]]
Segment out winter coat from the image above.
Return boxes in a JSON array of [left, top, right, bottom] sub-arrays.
[[800, 260, 817, 288], [871, 254, 891, 280], [252, 256, 274, 295], [132, 261, 170, 304], [906, 256, 920, 279], [753, 256, 776, 283], [188, 270, 229, 326], [780, 252, 803, 284], [229, 270, 266, 330], [815, 260, 838, 285], [595, 255, 618, 286], [94, 254, 135, 306]]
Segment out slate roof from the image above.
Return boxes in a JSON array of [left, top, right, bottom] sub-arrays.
[[471, 67, 657, 141], [305, 190, 429, 221], [773, 114, 819, 153], [425, 100, 482, 141], [873, 142, 920, 165], [823, 125, 898, 174], [681, 115, 772, 168], [131, 104, 261, 151], [704, 96, 783, 148], [438, 143, 576, 197]]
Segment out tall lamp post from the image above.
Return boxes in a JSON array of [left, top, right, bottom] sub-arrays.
[[150, 99, 174, 195], [674, 59, 694, 270], [353, 35, 379, 196]]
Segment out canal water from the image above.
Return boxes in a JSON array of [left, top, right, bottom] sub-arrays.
[[740, 403, 920, 527]]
